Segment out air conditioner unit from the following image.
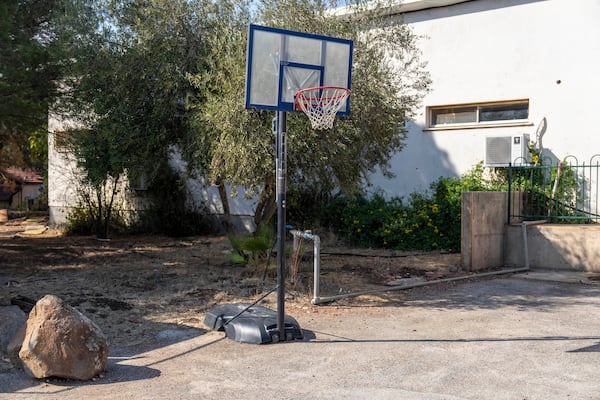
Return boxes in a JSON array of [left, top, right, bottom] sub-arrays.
[[484, 134, 530, 167]]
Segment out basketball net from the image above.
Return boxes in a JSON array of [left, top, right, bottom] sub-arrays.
[[295, 86, 350, 130]]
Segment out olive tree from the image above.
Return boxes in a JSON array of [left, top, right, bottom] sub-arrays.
[[63, 0, 206, 238], [186, 0, 430, 230]]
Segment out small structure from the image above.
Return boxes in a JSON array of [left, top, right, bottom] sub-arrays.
[[0, 167, 44, 211]]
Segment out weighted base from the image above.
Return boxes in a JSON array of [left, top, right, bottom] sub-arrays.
[[204, 303, 303, 344]]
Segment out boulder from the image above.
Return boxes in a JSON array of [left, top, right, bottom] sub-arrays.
[[19, 295, 109, 380], [0, 305, 27, 359]]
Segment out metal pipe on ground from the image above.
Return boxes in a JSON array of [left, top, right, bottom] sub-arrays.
[[291, 226, 537, 306], [311, 266, 530, 305]]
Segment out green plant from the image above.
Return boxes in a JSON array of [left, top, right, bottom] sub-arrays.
[[228, 224, 275, 272], [133, 162, 211, 237], [319, 163, 501, 252], [65, 205, 127, 236]]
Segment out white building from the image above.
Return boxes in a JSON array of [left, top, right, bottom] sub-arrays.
[[48, 0, 600, 228], [369, 0, 600, 198]]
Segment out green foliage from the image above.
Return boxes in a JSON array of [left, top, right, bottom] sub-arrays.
[[320, 164, 500, 252], [133, 162, 211, 237], [509, 161, 587, 222], [0, 0, 58, 169], [59, 0, 209, 238], [229, 224, 275, 271], [65, 205, 127, 236], [319, 159, 590, 251], [186, 0, 431, 228]]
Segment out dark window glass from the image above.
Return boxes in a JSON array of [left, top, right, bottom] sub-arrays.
[[479, 102, 528, 122]]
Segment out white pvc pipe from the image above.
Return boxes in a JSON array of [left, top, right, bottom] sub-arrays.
[[520, 219, 548, 270], [289, 230, 321, 305], [292, 227, 536, 306]]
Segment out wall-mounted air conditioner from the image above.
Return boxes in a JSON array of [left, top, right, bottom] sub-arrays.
[[484, 134, 530, 167]]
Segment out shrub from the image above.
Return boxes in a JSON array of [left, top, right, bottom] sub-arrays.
[[65, 206, 128, 236], [315, 163, 498, 252]]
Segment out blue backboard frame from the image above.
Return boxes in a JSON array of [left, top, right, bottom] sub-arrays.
[[245, 24, 353, 115]]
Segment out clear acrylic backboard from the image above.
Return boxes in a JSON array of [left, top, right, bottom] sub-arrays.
[[245, 24, 353, 115]]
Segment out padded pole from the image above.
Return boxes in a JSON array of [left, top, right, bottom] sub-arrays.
[[276, 111, 287, 341]]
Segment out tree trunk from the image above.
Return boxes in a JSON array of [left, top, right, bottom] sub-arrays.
[[95, 187, 104, 239], [254, 182, 276, 228], [216, 179, 234, 234]]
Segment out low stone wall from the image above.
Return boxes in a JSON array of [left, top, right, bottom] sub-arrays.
[[504, 224, 600, 272], [462, 191, 600, 272]]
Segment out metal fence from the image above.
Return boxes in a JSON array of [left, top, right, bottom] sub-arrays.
[[507, 155, 600, 224]]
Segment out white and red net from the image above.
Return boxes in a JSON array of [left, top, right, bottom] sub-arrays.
[[295, 86, 350, 130]]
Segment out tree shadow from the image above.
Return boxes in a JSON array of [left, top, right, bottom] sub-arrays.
[[302, 328, 600, 348], [343, 275, 600, 312]]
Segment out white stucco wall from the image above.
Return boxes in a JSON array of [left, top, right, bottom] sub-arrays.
[[47, 114, 83, 225], [167, 148, 258, 232], [47, 115, 256, 230], [49, 0, 599, 227], [369, 0, 600, 198]]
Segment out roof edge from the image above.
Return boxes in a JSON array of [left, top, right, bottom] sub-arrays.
[[329, 0, 472, 17]]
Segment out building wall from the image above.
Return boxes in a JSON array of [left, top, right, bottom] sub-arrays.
[[47, 114, 83, 226], [9, 183, 43, 209], [47, 114, 256, 231], [369, 0, 600, 198]]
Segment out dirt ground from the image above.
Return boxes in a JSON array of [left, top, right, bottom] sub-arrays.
[[0, 216, 463, 350]]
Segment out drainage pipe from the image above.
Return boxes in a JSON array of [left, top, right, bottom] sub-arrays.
[[521, 220, 549, 269], [289, 230, 321, 305]]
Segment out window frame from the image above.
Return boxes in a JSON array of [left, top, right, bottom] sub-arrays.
[[426, 99, 531, 130]]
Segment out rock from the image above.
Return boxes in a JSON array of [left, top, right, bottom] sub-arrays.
[[0, 306, 27, 358], [18, 295, 109, 380]]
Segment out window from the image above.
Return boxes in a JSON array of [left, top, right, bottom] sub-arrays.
[[428, 100, 529, 128]]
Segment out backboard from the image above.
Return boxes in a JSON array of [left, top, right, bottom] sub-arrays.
[[245, 24, 353, 115]]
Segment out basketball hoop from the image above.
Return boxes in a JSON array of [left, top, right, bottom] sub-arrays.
[[295, 86, 350, 130]]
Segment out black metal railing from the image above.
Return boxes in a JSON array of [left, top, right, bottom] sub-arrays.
[[507, 155, 600, 224]]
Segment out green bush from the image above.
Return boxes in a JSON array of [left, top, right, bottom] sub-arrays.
[[316, 163, 499, 252], [133, 161, 212, 237], [65, 206, 128, 236]]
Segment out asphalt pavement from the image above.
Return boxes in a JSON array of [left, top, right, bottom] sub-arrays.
[[2, 270, 600, 400]]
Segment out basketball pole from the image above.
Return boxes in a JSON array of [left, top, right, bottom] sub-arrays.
[[275, 110, 287, 341]]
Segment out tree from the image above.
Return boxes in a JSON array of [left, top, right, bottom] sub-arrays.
[[0, 0, 55, 170], [186, 0, 430, 231], [62, 0, 207, 238]]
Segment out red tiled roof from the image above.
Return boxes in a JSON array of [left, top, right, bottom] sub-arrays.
[[4, 167, 43, 184]]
